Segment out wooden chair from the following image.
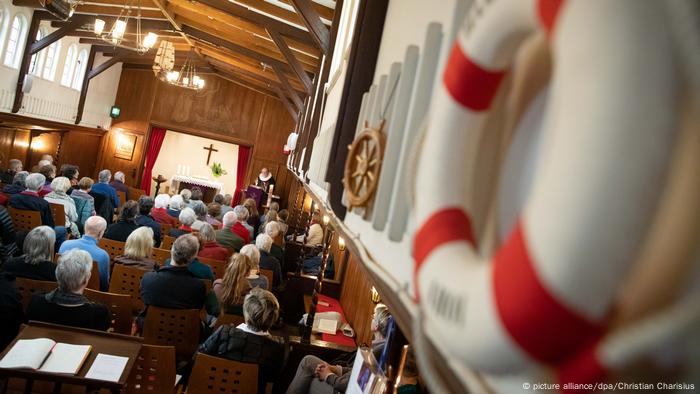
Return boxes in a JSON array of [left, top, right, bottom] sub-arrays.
[[87, 261, 101, 290], [117, 190, 127, 207], [151, 248, 171, 263], [213, 312, 245, 329], [199, 256, 227, 279], [125, 344, 177, 394], [129, 187, 146, 202], [160, 234, 175, 250], [7, 207, 41, 232], [160, 224, 173, 238], [109, 264, 147, 315], [259, 269, 274, 288], [99, 238, 126, 261], [48, 203, 66, 227], [142, 306, 201, 359], [15, 278, 57, 312], [84, 288, 133, 335], [186, 353, 257, 394]]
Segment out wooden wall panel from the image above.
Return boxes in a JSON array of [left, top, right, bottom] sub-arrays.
[[0, 131, 14, 167], [57, 131, 103, 179], [111, 69, 158, 136], [96, 129, 148, 188], [340, 252, 377, 346]]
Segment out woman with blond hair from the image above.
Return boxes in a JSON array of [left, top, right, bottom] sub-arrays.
[[44, 176, 79, 237], [113, 226, 158, 270], [240, 244, 268, 290], [243, 198, 260, 236], [213, 253, 253, 315]]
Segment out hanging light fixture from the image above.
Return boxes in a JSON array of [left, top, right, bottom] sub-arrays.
[[154, 48, 205, 90], [93, 0, 158, 55]]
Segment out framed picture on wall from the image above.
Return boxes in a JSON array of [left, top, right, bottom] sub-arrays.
[[114, 133, 137, 160]]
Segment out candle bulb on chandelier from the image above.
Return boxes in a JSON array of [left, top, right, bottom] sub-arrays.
[[94, 19, 105, 35]]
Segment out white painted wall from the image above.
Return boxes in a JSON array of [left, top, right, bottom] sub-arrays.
[[151, 130, 239, 196], [0, 0, 121, 128]]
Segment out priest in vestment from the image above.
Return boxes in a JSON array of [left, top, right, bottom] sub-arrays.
[[255, 167, 275, 202]]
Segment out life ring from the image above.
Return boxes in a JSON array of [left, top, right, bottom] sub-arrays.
[[413, 0, 679, 388]]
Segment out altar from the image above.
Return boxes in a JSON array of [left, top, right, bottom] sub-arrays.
[[170, 175, 224, 202]]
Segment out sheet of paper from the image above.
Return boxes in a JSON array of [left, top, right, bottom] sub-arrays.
[[40, 343, 92, 374], [317, 318, 338, 334], [85, 353, 129, 382], [0, 338, 55, 370]]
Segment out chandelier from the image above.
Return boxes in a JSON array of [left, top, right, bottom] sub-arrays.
[[93, 0, 157, 55], [153, 44, 204, 90]]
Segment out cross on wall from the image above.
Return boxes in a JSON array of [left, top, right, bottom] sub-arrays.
[[203, 143, 218, 165]]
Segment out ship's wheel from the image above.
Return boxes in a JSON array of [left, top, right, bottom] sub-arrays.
[[343, 121, 386, 208]]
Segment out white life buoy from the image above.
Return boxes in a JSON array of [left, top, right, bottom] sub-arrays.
[[287, 132, 299, 151], [414, 0, 679, 388]]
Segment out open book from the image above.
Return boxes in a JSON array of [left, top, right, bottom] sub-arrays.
[[0, 338, 91, 375]]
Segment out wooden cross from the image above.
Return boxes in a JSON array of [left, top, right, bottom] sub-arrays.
[[203, 143, 218, 165]]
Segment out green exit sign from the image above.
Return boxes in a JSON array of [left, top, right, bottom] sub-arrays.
[[110, 106, 121, 118]]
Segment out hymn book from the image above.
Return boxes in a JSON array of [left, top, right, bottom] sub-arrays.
[[0, 339, 91, 375]]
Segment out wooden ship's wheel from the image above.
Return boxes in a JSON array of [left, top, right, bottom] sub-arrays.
[[343, 121, 386, 209]]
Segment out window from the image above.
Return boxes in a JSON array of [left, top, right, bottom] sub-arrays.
[[29, 28, 46, 76], [3, 14, 27, 68], [71, 49, 88, 89], [60, 44, 76, 86], [42, 40, 60, 80]]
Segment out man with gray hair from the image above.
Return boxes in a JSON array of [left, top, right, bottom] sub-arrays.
[[215, 211, 244, 252], [59, 216, 110, 291], [9, 173, 54, 227], [109, 170, 130, 201], [1, 159, 22, 184], [140, 234, 206, 322], [3, 171, 28, 195], [256, 233, 282, 289], [190, 200, 207, 231], [91, 169, 120, 208], [167, 194, 184, 218], [152, 194, 177, 225], [169, 207, 197, 237], [26, 249, 111, 331]]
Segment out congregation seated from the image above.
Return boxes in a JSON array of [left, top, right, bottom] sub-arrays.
[[240, 245, 268, 290], [10, 173, 55, 227], [70, 177, 96, 233], [197, 223, 229, 261], [180, 188, 192, 208], [294, 211, 323, 246], [167, 194, 185, 218], [213, 253, 254, 315], [2, 226, 56, 281], [170, 207, 196, 237], [264, 221, 285, 268], [164, 235, 214, 281], [26, 249, 111, 331], [277, 209, 289, 237], [114, 226, 159, 271], [199, 288, 285, 394], [104, 200, 139, 242], [152, 193, 177, 225], [259, 210, 278, 236], [135, 195, 162, 247], [0, 159, 22, 185], [37, 164, 56, 197], [259, 202, 279, 227], [44, 176, 80, 237], [213, 193, 234, 219], [190, 188, 203, 206], [256, 234, 282, 289], [92, 169, 120, 210], [60, 216, 110, 291], [215, 211, 244, 253], [231, 205, 252, 244], [0, 271, 22, 351], [140, 235, 206, 320], [0, 206, 18, 263], [60, 165, 80, 193], [206, 202, 222, 228], [191, 200, 208, 231], [243, 198, 260, 237], [287, 305, 392, 394], [2, 170, 27, 195], [109, 171, 129, 201]]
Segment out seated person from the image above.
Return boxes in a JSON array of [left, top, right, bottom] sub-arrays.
[[37, 164, 56, 197], [191, 200, 208, 231], [140, 235, 206, 320], [134, 195, 162, 247], [114, 226, 159, 271], [277, 209, 289, 237], [240, 244, 268, 290], [0, 206, 18, 264], [109, 171, 129, 201], [3, 170, 28, 195], [59, 164, 80, 192], [1, 159, 22, 185], [231, 205, 251, 244], [152, 193, 177, 225], [259, 210, 278, 236], [287, 305, 392, 394], [104, 200, 139, 242], [44, 176, 80, 238], [206, 202, 222, 228], [294, 211, 323, 246], [70, 177, 96, 233], [259, 202, 279, 228], [255, 234, 282, 289], [264, 221, 285, 269], [213, 253, 253, 315], [180, 189, 192, 208], [0, 271, 22, 351], [9, 173, 54, 227], [167, 194, 184, 218], [215, 212, 244, 253], [26, 249, 110, 331], [243, 198, 260, 237], [199, 288, 285, 394], [3, 226, 56, 281], [164, 234, 214, 280], [60, 216, 110, 291], [169, 207, 196, 237], [198, 223, 230, 261], [214, 194, 234, 219], [91, 169, 120, 209]]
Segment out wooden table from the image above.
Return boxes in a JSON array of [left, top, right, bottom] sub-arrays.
[[0, 321, 142, 394]]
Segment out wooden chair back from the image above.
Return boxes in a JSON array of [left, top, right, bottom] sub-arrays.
[[151, 248, 171, 263], [108, 264, 147, 315], [87, 261, 100, 290], [199, 256, 227, 279], [188, 353, 258, 394], [160, 234, 175, 250], [15, 278, 57, 312], [260, 269, 274, 288], [125, 344, 177, 394], [84, 288, 133, 334], [129, 187, 146, 202], [214, 312, 245, 329], [160, 224, 173, 239], [142, 306, 201, 358], [99, 238, 125, 261], [116, 191, 127, 207], [48, 203, 66, 227], [7, 207, 41, 232]]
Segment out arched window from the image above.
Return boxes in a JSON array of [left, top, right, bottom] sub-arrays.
[[3, 14, 27, 68], [42, 40, 60, 80], [60, 44, 77, 87], [71, 49, 88, 89], [29, 28, 46, 76]]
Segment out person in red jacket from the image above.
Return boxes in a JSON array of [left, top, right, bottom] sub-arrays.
[[198, 223, 230, 261], [151, 194, 177, 226], [231, 205, 251, 244]]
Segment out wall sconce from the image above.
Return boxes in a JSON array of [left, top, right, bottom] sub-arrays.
[[323, 215, 330, 225], [338, 236, 346, 251], [30, 139, 44, 151], [370, 286, 381, 304]]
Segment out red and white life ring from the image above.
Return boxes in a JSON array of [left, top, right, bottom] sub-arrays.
[[413, 0, 679, 388]]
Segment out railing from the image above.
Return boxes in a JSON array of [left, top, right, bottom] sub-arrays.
[[0, 88, 110, 128]]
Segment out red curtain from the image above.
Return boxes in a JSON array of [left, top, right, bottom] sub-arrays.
[[233, 145, 251, 205], [140, 127, 167, 195]]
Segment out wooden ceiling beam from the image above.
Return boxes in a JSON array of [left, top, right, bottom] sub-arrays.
[[280, 0, 335, 20], [289, 0, 330, 54], [214, 69, 280, 99], [272, 64, 304, 110], [233, 0, 325, 28], [273, 84, 300, 122], [268, 29, 313, 93], [50, 17, 172, 32]]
